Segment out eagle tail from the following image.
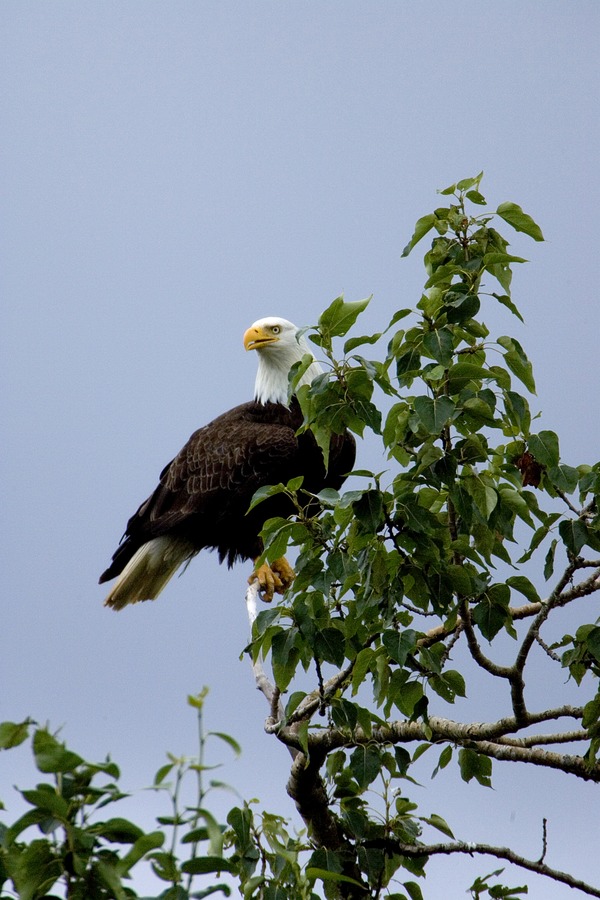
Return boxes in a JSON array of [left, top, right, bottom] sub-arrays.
[[103, 537, 195, 611]]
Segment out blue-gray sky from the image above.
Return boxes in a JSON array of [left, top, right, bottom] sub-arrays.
[[2, 3, 599, 897]]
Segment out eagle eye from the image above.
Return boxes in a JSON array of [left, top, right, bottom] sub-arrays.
[[271, 325, 281, 334]]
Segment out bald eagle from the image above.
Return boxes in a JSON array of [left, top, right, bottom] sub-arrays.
[[99, 317, 356, 610]]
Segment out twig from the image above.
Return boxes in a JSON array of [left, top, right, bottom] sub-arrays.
[[535, 632, 561, 662], [458, 599, 513, 680], [539, 817, 548, 865], [555, 487, 583, 516], [245, 581, 286, 733], [367, 837, 600, 898], [494, 730, 588, 748]]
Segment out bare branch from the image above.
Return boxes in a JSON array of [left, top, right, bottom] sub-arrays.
[[276, 711, 600, 781], [285, 661, 355, 726], [372, 837, 600, 898], [494, 730, 588, 748], [554, 487, 583, 516], [458, 599, 513, 680], [539, 817, 548, 864], [419, 568, 600, 651], [535, 631, 562, 662], [245, 582, 294, 750], [418, 602, 540, 649], [514, 562, 577, 672]]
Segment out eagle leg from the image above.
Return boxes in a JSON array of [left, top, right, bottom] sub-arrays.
[[249, 556, 295, 603]]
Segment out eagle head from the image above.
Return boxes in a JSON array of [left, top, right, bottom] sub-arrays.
[[243, 316, 322, 405]]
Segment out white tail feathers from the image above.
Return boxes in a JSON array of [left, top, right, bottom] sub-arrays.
[[103, 537, 195, 611]]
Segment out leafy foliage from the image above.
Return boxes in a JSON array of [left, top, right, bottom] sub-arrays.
[[252, 175, 600, 896], [2, 177, 600, 899]]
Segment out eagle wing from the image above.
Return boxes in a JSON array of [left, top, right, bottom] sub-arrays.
[[100, 402, 302, 581], [142, 408, 301, 530]]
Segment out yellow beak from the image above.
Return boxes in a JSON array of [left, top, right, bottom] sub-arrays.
[[243, 325, 279, 351]]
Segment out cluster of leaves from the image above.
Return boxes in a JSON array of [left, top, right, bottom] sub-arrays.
[[0, 694, 319, 900], [247, 174, 600, 897], [0, 717, 165, 900]]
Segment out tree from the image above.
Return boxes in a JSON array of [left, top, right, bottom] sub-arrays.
[[2, 174, 600, 899]]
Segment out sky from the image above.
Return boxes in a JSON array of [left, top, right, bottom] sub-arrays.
[[2, 2, 600, 897]]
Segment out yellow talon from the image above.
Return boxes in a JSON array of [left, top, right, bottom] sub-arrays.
[[249, 556, 295, 602]]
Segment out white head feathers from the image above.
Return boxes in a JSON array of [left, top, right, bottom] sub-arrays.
[[243, 316, 323, 405]]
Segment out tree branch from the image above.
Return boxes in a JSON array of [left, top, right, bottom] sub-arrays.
[[370, 837, 600, 898], [494, 729, 588, 748], [276, 711, 600, 781], [286, 749, 369, 897], [458, 599, 514, 680]]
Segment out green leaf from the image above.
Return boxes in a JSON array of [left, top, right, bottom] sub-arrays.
[[457, 172, 484, 192], [441, 669, 467, 699], [96, 860, 128, 899], [582, 627, 600, 666], [6, 839, 62, 900], [382, 629, 417, 666], [288, 352, 317, 392], [548, 463, 579, 494], [492, 292, 524, 322], [352, 648, 376, 695], [466, 190, 486, 205], [93, 818, 144, 843], [0, 719, 31, 750], [506, 576, 541, 605], [318, 295, 371, 339], [271, 628, 300, 691], [458, 748, 492, 787], [497, 336, 536, 394], [21, 786, 70, 820], [314, 627, 346, 667], [227, 806, 252, 850], [444, 291, 481, 324], [393, 680, 424, 718], [446, 362, 486, 392], [306, 868, 365, 889], [352, 489, 385, 531], [307, 847, 343, 874], [496, 201, 544, 241], [462, 471, 498, 520], [349, 745, 382, 788], [528, 430, 559, 468], [396, 346, 422, 384], [483, 252, 528, 267], [422, 813, 455, 839], [247, 482, 289, 513], [4, 808, 48, 845], [413, 395, 456, 433], [181, 855, 236, 875], [422, 327, 454, 365], [559, 519, 589, 555], [544, 538, 558, 580], [208, 731, 242, 757], [344, 332, 383, 353], [33, 729, 83, 773], [154, 762, 175, 785], [117, 830, 165, 875], [438, 181, 456, 196], [447, 563, 475, 595], [472, 585, 510, 640], [432, 745, 453, 779], [503, 390, 530, 432], [402, 213, 437, 257], [331, 698, 359, 731]]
